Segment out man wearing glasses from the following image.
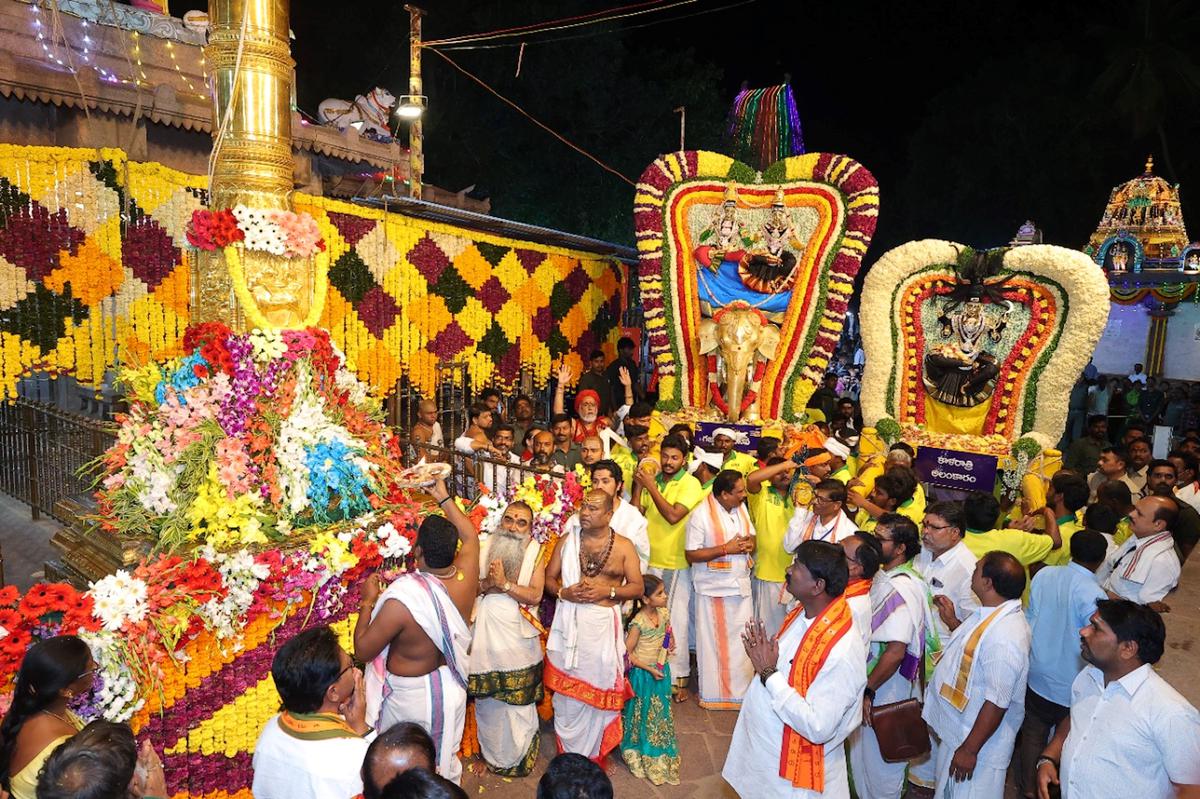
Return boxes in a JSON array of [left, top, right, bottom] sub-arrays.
[[784, 479, 856, 550], [253, 625, 372, 799]]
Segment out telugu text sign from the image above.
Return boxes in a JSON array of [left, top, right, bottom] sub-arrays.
[[914, 447, 998, 492]]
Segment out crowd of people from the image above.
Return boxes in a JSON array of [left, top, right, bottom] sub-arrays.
[[2, 344, 1200, 799]]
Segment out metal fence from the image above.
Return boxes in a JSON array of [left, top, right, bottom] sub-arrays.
[[402, 441, 565, 502], [0, 400, 115, 522]]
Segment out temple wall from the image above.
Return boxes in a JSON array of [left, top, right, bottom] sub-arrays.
[[1092, 302, 1151, 374], [1161, 303, 1200, 381]]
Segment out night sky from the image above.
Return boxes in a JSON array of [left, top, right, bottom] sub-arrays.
[[179, 0, 1200, 261]]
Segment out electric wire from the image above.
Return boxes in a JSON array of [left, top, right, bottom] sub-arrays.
[[423, 0, 695, 47], [426, 47, 635, 187]]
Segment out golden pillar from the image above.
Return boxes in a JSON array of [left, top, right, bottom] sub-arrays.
[[196, 0, 309, 328]]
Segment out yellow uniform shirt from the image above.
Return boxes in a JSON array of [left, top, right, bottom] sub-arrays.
[[854, 507, 877, 533], [963, 527, 1054, 566], [722, 451, 758, 477], [748, 487, 794, 582], [641, 470, 705, 570], [1112, 515, 1133, 546], [897, 484, 927, 526], [831, 465, 852, 484], [611, 446, 637, 491], [1043, 515, 1083, 567]]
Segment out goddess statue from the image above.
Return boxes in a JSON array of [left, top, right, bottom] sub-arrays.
[[923, 287, 1010, 408]]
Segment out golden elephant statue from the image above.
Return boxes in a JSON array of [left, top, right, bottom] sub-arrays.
[[699, 302, 781, 422]]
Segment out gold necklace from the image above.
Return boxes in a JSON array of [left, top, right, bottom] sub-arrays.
[[41, 709, 75, 728]]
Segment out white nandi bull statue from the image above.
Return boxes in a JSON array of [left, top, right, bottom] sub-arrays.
[[317, 88, 397, 137]]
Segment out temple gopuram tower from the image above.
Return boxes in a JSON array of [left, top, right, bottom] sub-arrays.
[[1087, 157, 1200, 378]]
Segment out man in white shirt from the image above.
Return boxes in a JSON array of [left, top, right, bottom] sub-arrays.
[[1037, 599, 1200, 799], [252, 625, 373, 799], [685, 470, 757, 709], [1128, 362, 1148, 385], [480, 423, 522, 496], [784, 479, 857, 549], [923, 551, 1031, 798], [1015, 529, 1108, 798], [848, 515, 931, 799], [1087, 445, 1142, 502], [1095, 494, 1181, 608], [723, 540, 867, 798], [916, 502, 980, 646], [1169, 450, 1200, 513]]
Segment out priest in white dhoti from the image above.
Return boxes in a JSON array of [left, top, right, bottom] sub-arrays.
[[544, 490, 644, 761], [723, 540, 867, 799], [845, 520, 930, 799], [923, 551, 1030, 798], [354, 479, 480, 784], [468, 501, 546, 776], [685, 469, 757, 709]]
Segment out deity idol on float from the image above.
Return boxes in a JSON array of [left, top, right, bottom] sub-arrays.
[[636, 150, 879, 426]]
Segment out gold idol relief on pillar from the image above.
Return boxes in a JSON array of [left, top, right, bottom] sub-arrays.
[[199, 0, 321, 330]]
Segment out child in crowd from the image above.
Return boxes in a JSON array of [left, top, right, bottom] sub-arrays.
[[620, 575, 680, 786]]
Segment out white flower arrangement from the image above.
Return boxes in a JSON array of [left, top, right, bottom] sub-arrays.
[[373, 522, 413, 560], [89, 571, 149, 632], [860, 240, 1109, 445], [80, 630, 144, 722]]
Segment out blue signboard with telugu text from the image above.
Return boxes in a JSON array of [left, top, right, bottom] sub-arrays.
[[694, 421, 762, 454], [914, 446, 998, 492]]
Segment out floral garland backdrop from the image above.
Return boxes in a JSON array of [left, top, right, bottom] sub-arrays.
[[859, 240, 1110, 449], [0, 145, 627, 399], [634, 151, 877, 420]]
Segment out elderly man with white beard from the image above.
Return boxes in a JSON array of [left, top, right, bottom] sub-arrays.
[[467, 501, 546, 776]]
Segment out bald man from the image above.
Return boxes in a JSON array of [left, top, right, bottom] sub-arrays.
[[411, 400, 444, 463], [530, 430, 564, 475], [1095, 494, 1182, 608], [545, 490, 643, 761]]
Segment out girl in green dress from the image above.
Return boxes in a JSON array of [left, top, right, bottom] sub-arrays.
[[620, 574, 681, 786]]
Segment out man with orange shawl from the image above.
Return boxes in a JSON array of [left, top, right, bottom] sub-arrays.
[[723, 540, 867, 798]]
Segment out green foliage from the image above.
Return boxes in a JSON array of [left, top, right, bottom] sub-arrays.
[[1012, 435, 1043, 461], [875, 417, 902, 446]]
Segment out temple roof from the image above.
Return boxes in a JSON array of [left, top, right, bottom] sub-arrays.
[[1085, 155, 1189, 266]]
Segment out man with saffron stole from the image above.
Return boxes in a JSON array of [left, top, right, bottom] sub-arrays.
[[846, 517, 933, 799], [252, 626, 373, 799], [468, 502, 546, 776], [685, 470, 758, 709], [723, 540, 867, 798], [545, 490, 644, 762], [923, 552, 1030, 798], [354, 477, 478, 784]]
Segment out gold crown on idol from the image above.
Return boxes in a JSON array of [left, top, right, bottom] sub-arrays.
[[773, 187, 786, 206], [723, 184, 739, 203]]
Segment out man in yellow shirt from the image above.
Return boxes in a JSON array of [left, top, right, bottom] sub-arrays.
[[745, 456, 799, 636], [711, 427, 757, 476], [961, 492, 1056, 569], [632, 434, 705, 702], [690, 448, 724, 494], [609, 423, 650, 498], [847, 470, 917, 533], [1039, 472, 1089, 566]]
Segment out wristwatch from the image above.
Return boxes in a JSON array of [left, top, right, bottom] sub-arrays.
[[1036, 756, 1059, 771], [759, 666, 778, 685], [502, 581, 512, 593], [864, 686, 876, 701], [609, 586, 617, 600]]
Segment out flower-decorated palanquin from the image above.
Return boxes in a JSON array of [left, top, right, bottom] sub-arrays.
[[635, 151, 878, 423]]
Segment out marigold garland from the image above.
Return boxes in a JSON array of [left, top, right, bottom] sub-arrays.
[[0, 144, 626, 399]]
